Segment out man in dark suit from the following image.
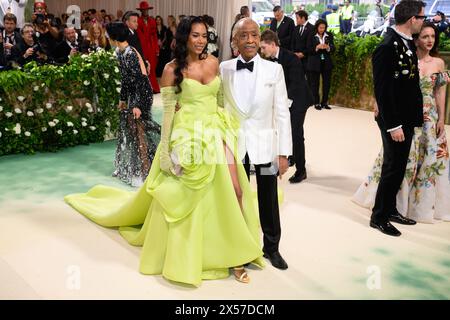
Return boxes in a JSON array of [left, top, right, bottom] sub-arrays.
[[260, 29, 313, 184], [371, 0, 426, 237], [291, 10, 313, 72], [1, 13, 22, 62], [123, 11, 149, 72], [270, 5, 295, 50], [53, 26, 83, 64]]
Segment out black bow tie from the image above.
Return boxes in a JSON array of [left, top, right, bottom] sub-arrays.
[[236, 60, 254, 72], [270, 57, 279, 62]]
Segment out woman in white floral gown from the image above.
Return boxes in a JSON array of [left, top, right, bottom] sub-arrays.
[[353, 22, 450, 223]]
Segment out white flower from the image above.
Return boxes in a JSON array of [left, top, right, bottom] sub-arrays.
[[5, 128, 9, 131], [81, 54, 88, 59], [402, 70, 409, 75], [41, 127, 47, 132], [36, 108, 44, 114], [399, 61, 402, 65], [57, 130, 63, 135], [27, 111, 34, 117], [406, 50, 412, 56], [84, 80, 90, 86], [5, 112, 13, 118], [0, 131, 2, 138], [116, 87, 121, 93], [89, 126, 96, 131], [15, 108, 22, 114], [53, 119, 59, 124], [103, 73, 110, 79], [13, 123, 21, 135], [87, 107, 93, 113], [400, 55, 403, 59], [48, 121, 56, 127], [46, 103, 52, 109], [66, 106, 73, 112], [0, 97, 2, 101], [82, 122, 87, 127], [106, 121, 111, 127], [24, 131, 31, 137], [73, 130, 78, 135], [115, 79, 121, 85], [0, 106, 3, 112], [114, 67, 119, 73], [17, 96, 25, 102], [85, 102, 92, 108], [67, 122, 74, 127], [98, 108, 102, 112], [41, 83, 45, 87], [394, 41, 398, 46], [34, 86, 39, 91], [81, 117, 87, 122]]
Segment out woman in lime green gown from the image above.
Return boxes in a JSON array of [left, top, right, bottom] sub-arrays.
[[65, 18, 264, 287]]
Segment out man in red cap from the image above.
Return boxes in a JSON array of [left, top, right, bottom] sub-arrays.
[[136, 1, 160, 93]]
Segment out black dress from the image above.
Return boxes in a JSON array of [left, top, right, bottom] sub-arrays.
[[156, 25, 172, 77], [115, 45, 161, 187]]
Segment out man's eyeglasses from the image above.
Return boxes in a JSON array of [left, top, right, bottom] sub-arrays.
[[414, 15, 427, 20]]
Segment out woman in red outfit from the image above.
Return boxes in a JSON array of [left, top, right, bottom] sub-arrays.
[[136, 1, 160, 93]]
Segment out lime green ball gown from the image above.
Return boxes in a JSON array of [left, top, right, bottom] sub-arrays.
[[65, 76, 265, 287]]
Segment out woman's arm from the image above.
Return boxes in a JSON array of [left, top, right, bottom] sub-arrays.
[[435, 59, 447, 137]]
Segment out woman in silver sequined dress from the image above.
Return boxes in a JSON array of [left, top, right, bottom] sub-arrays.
[[107, 22, 161, 187]]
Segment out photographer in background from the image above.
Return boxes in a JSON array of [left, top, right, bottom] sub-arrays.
[[1, 13, 22, 61], [430, 11, 449, 36], [53, 25, 82, 64], [31, 1, 60, 60], [10, 23, 47, 66]]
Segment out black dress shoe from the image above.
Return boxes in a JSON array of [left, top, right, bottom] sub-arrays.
[[314, 104, 322, 110], [289, 171, 307, 184], [263, 251, 288, 270], [321, 104, 331, 110], [389, 213, 417, 225], [370, 220, 401, 237]]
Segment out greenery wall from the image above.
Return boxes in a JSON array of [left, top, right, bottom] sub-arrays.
[[0, 50, 120, 156]]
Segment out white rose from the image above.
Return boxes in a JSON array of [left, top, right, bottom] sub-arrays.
[[81, 54, 88, 59], [0, 131, 2, 138], [89, 126, 96, 131], [85, 102, 92, 108], [67, 122, 74, 127], [25, 131, 31, 137], [81, 117, 87, 122], [402, 70, 409, 75], [34, 86, 39, 91], [27, 111, 34, 117], [15, 108, 22, 114], [0, 106, 3, 112], [41, 83, 45, 87], [36, 108, 44, 114], [17, 96, 25, 102], [66, 106, 73, 112], [82, 122, 87, 127], [57, 130, 63, 135], [48, 121, 56, 127], [73, 130, 78, 135], [53, 119, 59, 124], [114, 67, 119, 73], [98, 108, 102, 112], [46, 103, 52, 109], [5, 112, 13, 118], [84, 80, 90, 86], [5, 128, 9, 131], [115, 79, 121, 85], [400, 55, 403, 59], [106, 121, 111, 127], [42, 127, 47, 132], [87, 108, 93, 113], [103, 73, 110, 79], [116, 87, 121, 93], [13, 123, 21, 135]]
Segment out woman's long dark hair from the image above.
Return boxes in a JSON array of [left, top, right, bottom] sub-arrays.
[[314, 19, 328, 35], [174, 16, 208, 93], [413, 21, 440, 58]]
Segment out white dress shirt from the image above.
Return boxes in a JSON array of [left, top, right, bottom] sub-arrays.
[[234, 54, 259, 115]]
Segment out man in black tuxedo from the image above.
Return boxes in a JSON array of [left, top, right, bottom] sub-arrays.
[[291, 10, 313, 72], [1, 13, 22, 62], [270, 5, 295, 50], [123, 11, 149, 73], [53, 26, 83, 64], [260, 29, 313, 184], [371, 0, 426, 237]]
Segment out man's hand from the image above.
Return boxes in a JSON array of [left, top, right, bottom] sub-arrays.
[[4, 42, 13, 50], [278, 156, 289, 179], [390, 128, 405, 142], [69, 48, 78, 56], [133, 107, 142, 119], [24, 47, 34, 58], [118, 101, 127, 111]]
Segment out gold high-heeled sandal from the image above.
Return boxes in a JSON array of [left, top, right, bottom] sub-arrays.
[[233, 266, 250, 284]]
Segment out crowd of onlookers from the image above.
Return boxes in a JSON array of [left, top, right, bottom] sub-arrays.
[[0, 1, 219, 75]]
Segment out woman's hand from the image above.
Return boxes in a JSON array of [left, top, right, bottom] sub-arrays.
[[133, 107, 142, 119], [437, 119, 445, 138]]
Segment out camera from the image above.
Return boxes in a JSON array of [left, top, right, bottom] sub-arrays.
[[35, 13, 47, 25]]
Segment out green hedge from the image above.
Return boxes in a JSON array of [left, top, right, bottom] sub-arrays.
[[0, 50, 121, 156]]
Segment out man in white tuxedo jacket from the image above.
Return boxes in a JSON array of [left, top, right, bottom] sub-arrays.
[[220, 18, 292, 270]]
